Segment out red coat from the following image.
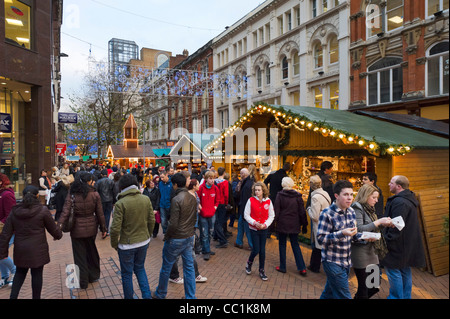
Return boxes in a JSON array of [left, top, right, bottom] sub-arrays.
[[0, 188, 16, 224], [215, 179, 229, 205], [197, 183, 219, 218]]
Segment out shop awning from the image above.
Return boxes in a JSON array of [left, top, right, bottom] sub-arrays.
[[152, 148, 172, 157], [169, 133, 220, 160], [206, 104, 449, 157]]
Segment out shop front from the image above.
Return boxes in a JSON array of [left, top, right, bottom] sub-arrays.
[[0, 78, 31, 197]]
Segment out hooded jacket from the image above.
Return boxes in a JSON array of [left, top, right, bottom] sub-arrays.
[[381, 189, 426, 269], [0, 187, 16, 224], [0, 201, 62, 268], [274, 189, 308, 234], [110, 187, 155, 250]]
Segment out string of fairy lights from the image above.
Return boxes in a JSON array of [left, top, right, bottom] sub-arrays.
[[205, 103, 413, 160]]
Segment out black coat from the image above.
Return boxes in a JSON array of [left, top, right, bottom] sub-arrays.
[[52, 181, 69, 213], [143, 187, 160, 211], [274, 189, 308, 234], [238, 176, 254, 216], [264, 169, 288, 203], [380, 189, 426, 269]]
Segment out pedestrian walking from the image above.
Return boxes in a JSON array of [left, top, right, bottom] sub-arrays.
[[0, 173, 16, 289], [274, 177, 308, 276], [351, 183, 392, 299], [143, 178, 161, 238], [317, 180, 361, 299], [154, 173, 198, 299], [0, 186, 62, 299], [110, 174, 155, 299], [244, 182, 275, 281], [235, 168, 254, 250], [158, 170, 173, 234], [381, 175, 426, 299], [306, 175, 331, 273], [213, 167, 229, 248], [38, 169, 51, 205], [96, 169, 115, 235], [197, 171, 220, 260], [58, 172, 107, 289], [53, 174, 73, 222]]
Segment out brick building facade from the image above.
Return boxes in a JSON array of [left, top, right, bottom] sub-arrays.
[[348, 0, 449, 122]]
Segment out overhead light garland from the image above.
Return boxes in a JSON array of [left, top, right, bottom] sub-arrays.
[[205, 103, 414, 157]]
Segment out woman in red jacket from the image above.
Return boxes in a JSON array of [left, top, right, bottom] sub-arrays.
[[244, 182, 274, 281]]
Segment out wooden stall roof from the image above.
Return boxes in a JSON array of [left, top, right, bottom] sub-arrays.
[[107, 145, 156, 159], [353, 110, 449, 138], [169, 133, 220, 159], [206, 104, 449, 157]]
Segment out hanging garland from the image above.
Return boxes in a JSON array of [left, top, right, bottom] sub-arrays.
[[205, 102, 414, 158], [266, 117, 290, 148]]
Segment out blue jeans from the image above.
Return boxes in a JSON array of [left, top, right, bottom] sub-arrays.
[[118, 243, 151, 299], [248, 229, 268, 270], [278, 233, 306, 271], [155, 236, 196, 299], [198, 215, 215, 254], [160, 207, 170, 234], [320, 261, 352, 299], [385, 267, 412, 299], [0, 235, 16, 280], [235, 214, 253, 249], [102, 201, 113, 232]]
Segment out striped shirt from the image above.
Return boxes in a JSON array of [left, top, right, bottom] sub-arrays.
[[316, 202, 361, 268]]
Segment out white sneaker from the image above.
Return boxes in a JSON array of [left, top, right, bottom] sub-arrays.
[[169, 277, 184, 284], [0, 279, 5, 289], [195, 275, 207, 283]]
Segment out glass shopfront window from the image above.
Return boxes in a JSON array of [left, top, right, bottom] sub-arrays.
[[4, 0, 32, 49], [0, 78, 30, 198]]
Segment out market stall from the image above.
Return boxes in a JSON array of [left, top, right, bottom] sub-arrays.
[[206, 103, 449, 275]]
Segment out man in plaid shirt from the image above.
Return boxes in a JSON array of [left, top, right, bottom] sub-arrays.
[[317, 180, 361, 299]]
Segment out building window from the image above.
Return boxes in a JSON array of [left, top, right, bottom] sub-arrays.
[[367, 57, 403, 105], [427, 42, 449, 96], [323, 0, 328, 12], [329, 81, 339, 109], [293, 53, 300, 76], [4, 0, 32, 49], [314, 86, 323, 108], [282, 57, 289, 79], [265, 65, 271, 85], [329, 35, 339, 65], [287, 12, 292, 31], [202, 114, 209, 131], [220, 109, 229, 130], [427, 0, 450, 16], [312, 0, 318, 18], [278, 16, 284, 35], [256, 67, 262, 88], [313, 43, 323, 69], [366, 0, 404, 38]]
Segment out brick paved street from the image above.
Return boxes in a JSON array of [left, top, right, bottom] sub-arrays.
[[0, 220, 448, 300]]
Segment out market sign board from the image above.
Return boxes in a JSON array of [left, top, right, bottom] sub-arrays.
[[58, 112, 78, 124], [56, 143, 67, 156]]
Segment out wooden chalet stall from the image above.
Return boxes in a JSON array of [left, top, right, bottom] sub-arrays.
[[168, 133, 222, 171], [106, 114, 156, 168], [206, 103, 449, 276]]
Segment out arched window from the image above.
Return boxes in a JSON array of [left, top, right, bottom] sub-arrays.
[[427, 41, 449, 96], [329, 35, 339, 65], [282, 57, 289, 79], [313, 42, 323, 69], [367, 57, 403, 105]]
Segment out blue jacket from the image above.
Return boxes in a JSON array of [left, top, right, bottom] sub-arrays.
[[159, 180, 173, 209]]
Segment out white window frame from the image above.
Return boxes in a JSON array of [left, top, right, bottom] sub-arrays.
[[367, 58, 403, 105], [425, 42, 449, 97], [426, 0, 450, 17], [366, 0, 404, 39]]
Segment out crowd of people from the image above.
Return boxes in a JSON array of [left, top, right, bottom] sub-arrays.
[[0, 160, 426, 300]]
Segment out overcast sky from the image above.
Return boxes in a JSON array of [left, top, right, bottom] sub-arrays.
[[60, 0, 264, 110]]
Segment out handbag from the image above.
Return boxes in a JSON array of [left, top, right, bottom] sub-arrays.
[[154, 210, 161, 224], [62, 195, 75, 233]]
